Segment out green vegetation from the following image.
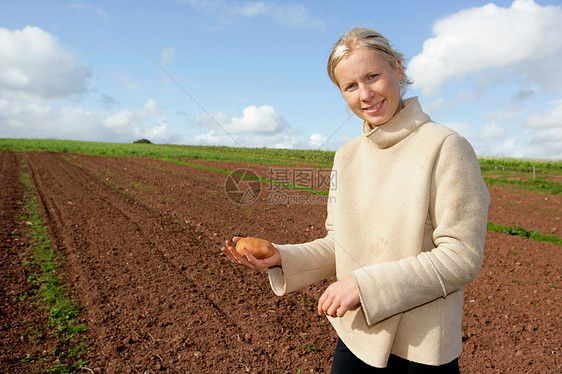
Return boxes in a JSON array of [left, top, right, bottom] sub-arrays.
[[3, 138, 560, 244], [0, 138, 334, 166], [479, 157, 562, 174], [133, 138, 152, 144], [483, 176, 561, 194], [301, 345, 319, 352], [487, 223, 562, 246], [479, 157, 562, 194], [3, 138, 561, 182], [19, 161, 90, 372]]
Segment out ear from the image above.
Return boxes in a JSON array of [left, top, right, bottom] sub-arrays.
[[395, 59, 404, 81]]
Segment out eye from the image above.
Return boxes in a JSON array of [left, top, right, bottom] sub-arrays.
[[367, 74, 379, 81], [344, 82, 357, 91]]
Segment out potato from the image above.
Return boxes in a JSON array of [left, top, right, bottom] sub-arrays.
[[236, 237, 275, 259]]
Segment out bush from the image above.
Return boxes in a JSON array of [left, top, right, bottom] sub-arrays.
[[133, 139, 152, 144]]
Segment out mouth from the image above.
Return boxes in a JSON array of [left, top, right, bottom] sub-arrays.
[[363, 100, 384, 113]]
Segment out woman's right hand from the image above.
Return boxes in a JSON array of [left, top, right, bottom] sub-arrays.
[[221, 236, 281, 271]]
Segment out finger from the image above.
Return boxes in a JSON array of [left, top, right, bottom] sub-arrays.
[[232, 236, 243, 243], [223, 243, 254, 268], [318, 288, 335, 315], [318, 291, 335, 316], [221, 246, 237, 263], [222, 241, 237, 256], [336, 304, 348, 318], [236, 247, 258, 269], [327, 303, 339, 318], [317, 292, 328, 315], [243, 247, 258, 263], [232, 248, 252, 266], [226, 240, 249, 262], [243, 248, 268, 271]]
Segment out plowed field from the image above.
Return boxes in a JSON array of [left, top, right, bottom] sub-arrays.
[[1, 151, 560, 373]]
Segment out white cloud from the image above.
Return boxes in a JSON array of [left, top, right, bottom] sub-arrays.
[[423, 97, 449, 115], [195, 105, 284, 134], [141, 118, 173, 143], [161, 46, 175, 64], [308, 133, 328, 148], [522, 99, 562, 129], [508, 99, 562, 159], [0, 98, 176, 144], [192, 128, 332, 149], [193, 129, 240, 147], [103, 98, 163, 130], [490, 137, 520, 158], [191, 106, 341, 149], [68, 3, 110, 20], [526, 127, 562, 159], [480, 123, 507, 141], [444, 121, 473, 138], [0, 26, 93, 101], [181, 0, 324, 27], [409, 0, 562, 96], [469, 121, 562, 160]]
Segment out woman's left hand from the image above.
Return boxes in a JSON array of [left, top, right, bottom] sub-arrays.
[[318, 276, 360, 318]]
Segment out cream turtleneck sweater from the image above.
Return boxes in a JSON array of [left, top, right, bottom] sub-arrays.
[[268, 97, 490, 367]]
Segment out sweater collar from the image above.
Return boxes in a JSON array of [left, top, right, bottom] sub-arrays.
[[361, 97, 429, 149]]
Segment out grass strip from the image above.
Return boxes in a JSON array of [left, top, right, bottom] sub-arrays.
[[0, 138, 333, 167], [479, 157, 562, 174], [19, 161, 90, 373], [3, 138, 562, 171], [483, 176, 561, 195], [487, 223, 562, 246]]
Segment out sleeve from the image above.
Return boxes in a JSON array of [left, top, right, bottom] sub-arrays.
[[352, 134, 490, 325], [267, 164, 338, 296]]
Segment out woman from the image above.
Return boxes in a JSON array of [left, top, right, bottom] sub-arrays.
[[222, 27, 490, 373]]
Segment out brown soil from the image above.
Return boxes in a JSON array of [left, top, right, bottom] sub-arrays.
[[0, 151, 63, 372], [1, 151, 560, 373], [487, 186, 561, 237]]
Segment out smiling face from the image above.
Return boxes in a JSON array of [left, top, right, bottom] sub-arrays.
[[334, 48, 404, 127]]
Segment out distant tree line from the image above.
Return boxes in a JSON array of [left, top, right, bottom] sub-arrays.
[[133, 139, 152, 144]]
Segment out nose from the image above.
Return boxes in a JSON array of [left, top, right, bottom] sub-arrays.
[[359, 84, 373, 102]]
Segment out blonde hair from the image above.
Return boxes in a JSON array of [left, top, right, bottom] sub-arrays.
[[327, 27, 412, 98]]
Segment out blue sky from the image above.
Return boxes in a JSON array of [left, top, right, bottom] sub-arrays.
[[1, 0, 561, 159]]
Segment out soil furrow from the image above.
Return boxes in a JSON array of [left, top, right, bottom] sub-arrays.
[[54, 153, 338, 371], [62, 153, 335, 371], [64, 153, 561, 240], [0, 151, 61, 372], [55, 153, 284, 343], [4, 150, 559, 373], [25, 152, 320, 373], [63, 153, 562, 374], [25, 152, 258, 372]]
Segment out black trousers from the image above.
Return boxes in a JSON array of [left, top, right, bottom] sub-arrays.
[[330, 338, 461, 374]]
